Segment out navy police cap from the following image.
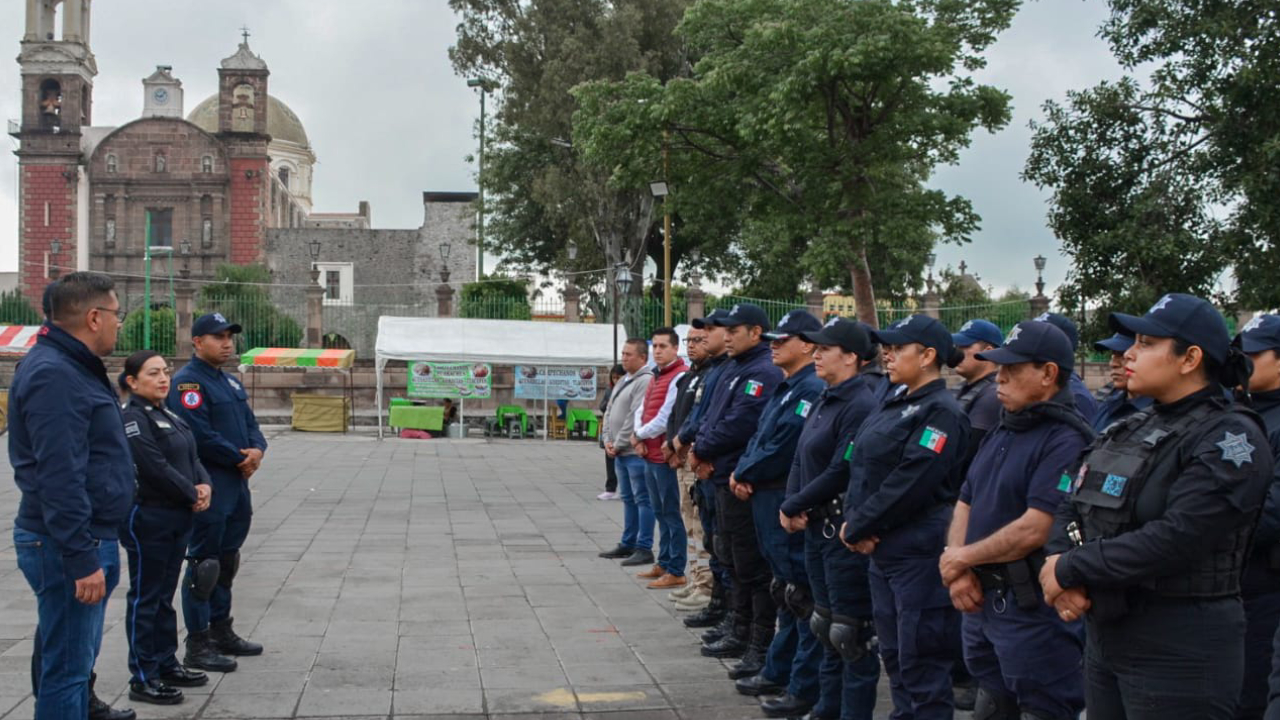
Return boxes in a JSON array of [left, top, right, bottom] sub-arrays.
[[1109, 293, 1230, 365], [1236, 314, 1280, 354], [713, 303, 772, 332], [977, 321, 1075, 373], [1093, 332, 1135, 355], [192, 312, 243, 338], [952, 319, 1004, 348], [764, 309, 822, 341], [691, 308, 730, 329], [1033, 312, 1080, 352], [798, 317, 873, 357], [871, 314, 954, 361]]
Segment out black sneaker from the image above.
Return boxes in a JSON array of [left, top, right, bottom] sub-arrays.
[[597, 544, 632, 559], [210, 618, 264, 657], [128, 679, 183, 706], [619, 549, 655, 567], [184, 630, 238, 673]]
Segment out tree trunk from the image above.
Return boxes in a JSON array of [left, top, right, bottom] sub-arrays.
[[849, 247, 878, 328]]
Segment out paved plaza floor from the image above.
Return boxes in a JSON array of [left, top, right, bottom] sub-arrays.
[[0, 433, 913, 720]]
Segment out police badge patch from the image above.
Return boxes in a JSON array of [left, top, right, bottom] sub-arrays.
[[124, 421, 141, 438], [1216, 431, 1256, 468]]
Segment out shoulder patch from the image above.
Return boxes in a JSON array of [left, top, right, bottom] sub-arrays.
[[1057, 473, 1073, 493], [1217, 431, 1256, 468], [744, 380, 764, 397], [124, 421, 141, 438], [180, 389, 204, 410], [177, 382, 201, 392], [796, 399, 813, 418], [919, 426, 948, 453]]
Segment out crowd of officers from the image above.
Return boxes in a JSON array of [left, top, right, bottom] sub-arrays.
[[9, 272, 267, 720], [599, 295, 1280, 720]]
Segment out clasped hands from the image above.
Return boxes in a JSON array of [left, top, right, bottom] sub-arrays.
[[237, 447, 264, 479]]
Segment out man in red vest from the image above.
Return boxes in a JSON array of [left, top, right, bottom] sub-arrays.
[[632, 327, 690, 589]]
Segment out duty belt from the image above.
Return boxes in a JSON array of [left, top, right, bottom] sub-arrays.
[[972, 551, 1046, 612], [811, 496, 844, 539]]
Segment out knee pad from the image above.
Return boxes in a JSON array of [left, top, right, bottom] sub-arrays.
[[972, 687, 1019, 720], [769, 578, 787, 608], [809, 607, 835, 651], [217, 551, 240, 589], [784, 582, 814, 621], [830, 614, 874, 663], [188, 558, 220, 601]]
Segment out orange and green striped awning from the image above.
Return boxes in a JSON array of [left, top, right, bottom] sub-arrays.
[[241, 347, 355, 369]]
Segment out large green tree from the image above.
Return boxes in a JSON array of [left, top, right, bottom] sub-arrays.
[[1025, 0, 1280, 317], [572, 0, 1016, 324]]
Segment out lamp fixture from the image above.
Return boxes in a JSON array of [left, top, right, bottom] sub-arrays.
[[649, 181, 669, 198], [307, 239, 321, 261]]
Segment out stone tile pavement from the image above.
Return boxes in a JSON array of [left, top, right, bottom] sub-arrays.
[[0, 433, 911, 720]]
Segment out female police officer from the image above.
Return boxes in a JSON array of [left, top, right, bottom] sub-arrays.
[[780, 318, 882, 720], [1041, 293, 1272, 720], [840, 314, 970, 720], [119, 350, 212, 705]]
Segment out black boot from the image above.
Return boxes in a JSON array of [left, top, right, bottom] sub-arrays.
[[701, 620, 749, 658], [684, 592, 727, 628], [760, 693, 814, 718], [159, 666, 208, 688], [726, 624, 773, 679], [210, 617, 263, 657], [88, 672, 137, 720], [954, 677, 978, 712], [700, 611, 736, 644], [734, 672, 785, 696], [972, 687, 1019, 720], [184, 630, 238, 673], [128, 678, 183, 706]]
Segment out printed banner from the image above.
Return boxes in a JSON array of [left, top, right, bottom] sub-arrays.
[[407, 362, 492, 399], [513, 365, 598, 400]]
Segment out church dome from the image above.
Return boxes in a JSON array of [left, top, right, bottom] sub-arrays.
[[187, 93, 310, 148]]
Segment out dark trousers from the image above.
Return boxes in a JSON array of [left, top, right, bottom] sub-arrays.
[[806, 523, 879, 720], [698, 479, 729, 589], [184, 473, 252, 632], [1087, 597, 1244, 720], [715, 484, 774, 629], [604, 452, 618, 493], [869, 506, 957, 720], [753, 488, 821, 702], [1242, 558, 1280, 719], [122, 505, 193, 684]]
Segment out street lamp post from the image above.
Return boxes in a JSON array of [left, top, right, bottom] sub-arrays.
[[1030, 254, 1050, 320], [47, 239, 62, 279], [612, 261, 632, 366], [650, 172, 672, 327], [1034, 254, 1047, 297], [467, 77, 492, 280]]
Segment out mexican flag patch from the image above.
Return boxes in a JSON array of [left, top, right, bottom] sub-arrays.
[[744, 380, 764, 397], [1057, 473, 1073, 493], [796, 400, 813, 418], [843, 441, 855, 461], [919, 427, 948, 453]]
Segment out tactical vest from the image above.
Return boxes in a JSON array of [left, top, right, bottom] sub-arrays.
[[955, 375, 994, 414], [1072, 400, 1255, 599]]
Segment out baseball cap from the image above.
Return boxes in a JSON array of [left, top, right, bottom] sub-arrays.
[[713, 302, 772, 332], [871, 314, 954, 362], [192, 312, 243, 337], [952, 319, 1004, 348], [764, 309, 822, 340], [798, 317, 873, 357], [1236, 314, 1280, 354], [1109, 293, 1230, 364], [691, 308, 730, 329], [977, 321, 1075, 373], [1032, 312, 1080, 351], [1093, 332, 1135, 355]]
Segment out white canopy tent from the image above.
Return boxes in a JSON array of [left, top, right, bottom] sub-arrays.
[[374, 316, 628, 438]]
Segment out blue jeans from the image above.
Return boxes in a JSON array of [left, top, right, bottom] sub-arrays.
[[753, 488, 821, 702], [644, 461, 686, 576], [614, 455, 653, 551], [183, 473, 252, 632], [15, 527, 120, 720]]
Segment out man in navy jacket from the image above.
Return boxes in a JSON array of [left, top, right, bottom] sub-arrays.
[[11, 273, 135, 720]]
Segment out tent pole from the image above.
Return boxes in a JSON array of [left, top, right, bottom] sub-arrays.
[[376, 357, 384, 440], [543, 365, 548, 442]]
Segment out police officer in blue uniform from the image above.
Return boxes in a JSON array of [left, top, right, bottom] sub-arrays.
[[1234, 315, 1280, 720], [1032, 312, 1098, 424], [939, 321, 1091, 720], [781, 318, 882, 720], [689, 303, 784, 660], [1091, 333, 1153, 433], [119, 350, 213, 705], [840, 314, 970, 720], [1042, 293, 1271, 720], [729, 310, 827, 717], [168, 313, 267, 672]]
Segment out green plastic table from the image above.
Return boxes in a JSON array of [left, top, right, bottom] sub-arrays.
[[565, 408, 599, 439], [389, 406, 444, 432], [496, 405, 529, 435]]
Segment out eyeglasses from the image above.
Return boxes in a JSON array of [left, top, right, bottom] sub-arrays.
[[686, 337, 707, 345], [95, 307, 127, 322]]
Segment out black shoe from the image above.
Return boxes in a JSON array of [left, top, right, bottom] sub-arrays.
[[619, 549, 655, 567], [726, 625, 774, 679], [89, 672, 137, 720], [684, 594, 727, 628], [700, 612, 736, 643], [184, 630, 239, 673], [210, 618, 264, 656], [159, 666, 208, 687], [735, 673, 785, 696], [598, 544, 632, 559], [954, 678, 977, 712], [128, 679, 183, 706], [760, 694, 814, 718], [701, 624, 749, 658]]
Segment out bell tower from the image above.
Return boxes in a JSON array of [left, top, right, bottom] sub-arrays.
[[216, 29, 271, 264], [12, 0, 97, 302]]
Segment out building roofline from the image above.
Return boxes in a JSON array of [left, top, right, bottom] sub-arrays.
[[423, 191, 478, 203]]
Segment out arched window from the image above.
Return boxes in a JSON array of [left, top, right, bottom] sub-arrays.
[[278, 166, 290, 189], [201, 155, 213, 173], [38, 79, 62, 128], [105, 154, 117, 173]]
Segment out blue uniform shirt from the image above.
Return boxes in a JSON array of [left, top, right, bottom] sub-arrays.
[[1070, 374, 1098, 425], [960, 396, 1091, 543], [1248, 389, 1280, 550], [842, 378, 970, 543], [694, 342, 784, 484], [782, 373, 879, 517], [678, 353, 728, 445], [1092, 387, 1154, 434], [167, 355, 267, 479], [735, 362, 826, 489], [10, 325, 135, 579]]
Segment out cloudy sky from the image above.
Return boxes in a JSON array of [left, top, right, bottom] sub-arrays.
[[0, 0, 1123, 294]]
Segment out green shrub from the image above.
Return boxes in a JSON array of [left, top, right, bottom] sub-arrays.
[[117, 307, 176, 356], [0, 289, 40, 325]]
